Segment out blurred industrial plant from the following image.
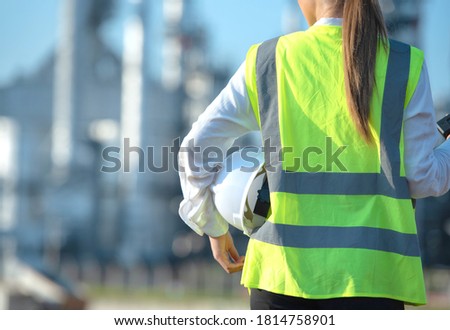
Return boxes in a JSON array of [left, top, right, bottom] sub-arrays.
[[0, 0, 449, 309]]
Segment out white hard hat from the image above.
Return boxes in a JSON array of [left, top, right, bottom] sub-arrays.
[[211, 147, 269, 236]]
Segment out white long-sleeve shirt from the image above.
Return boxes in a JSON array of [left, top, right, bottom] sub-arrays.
[[178, 18, 450, 238]]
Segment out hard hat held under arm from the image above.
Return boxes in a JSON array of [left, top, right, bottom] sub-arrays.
[[211, 147, 268, 236]]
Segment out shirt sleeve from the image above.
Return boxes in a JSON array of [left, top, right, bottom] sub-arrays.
[[178, 62, 259, 237], [404, 61, 450, 198]]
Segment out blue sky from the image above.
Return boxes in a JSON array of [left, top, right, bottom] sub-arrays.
[[0, 0, 449, 103]]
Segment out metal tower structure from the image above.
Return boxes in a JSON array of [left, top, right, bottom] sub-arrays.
[[162, 0, 215, 128], [0, 118, 18, 309], [162, 0, 190, 92], [117, 0, 147, 267]]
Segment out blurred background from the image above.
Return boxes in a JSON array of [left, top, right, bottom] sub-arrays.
[[0, 0, 449, 310]]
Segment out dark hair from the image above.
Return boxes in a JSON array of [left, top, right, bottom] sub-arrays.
[[343, 0, 388, 143]]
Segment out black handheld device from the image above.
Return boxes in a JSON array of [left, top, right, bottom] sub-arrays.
[[437, 114, 450, 139]]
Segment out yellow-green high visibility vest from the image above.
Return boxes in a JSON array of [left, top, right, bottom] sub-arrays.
[[242, 25, 427, 305]]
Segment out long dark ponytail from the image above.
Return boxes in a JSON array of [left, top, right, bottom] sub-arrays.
[[343, 0, 388, 143]]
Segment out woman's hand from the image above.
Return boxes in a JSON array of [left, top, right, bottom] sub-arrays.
[[209, 232, 245, 274]]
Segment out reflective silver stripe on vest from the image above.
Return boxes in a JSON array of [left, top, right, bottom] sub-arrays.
[[257, 37, 283, 172], [256, 38, 412, 199], [272, 171, 410, 197], [251, 222, 421, 257]]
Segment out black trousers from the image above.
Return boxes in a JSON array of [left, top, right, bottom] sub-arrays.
[[250, 289, 405, 310]]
